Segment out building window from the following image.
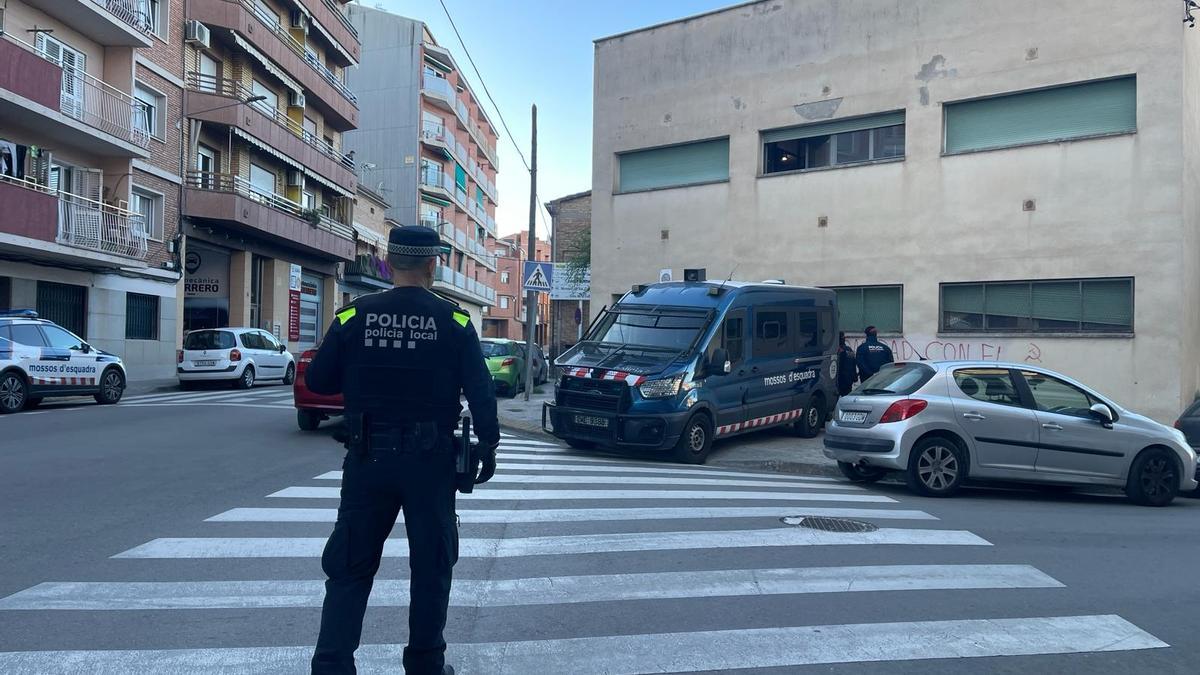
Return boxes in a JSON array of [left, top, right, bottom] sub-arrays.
[[944, 76, 1136, 154], [144, 0, 164, 37], [133, 83, 165, 140], [940, 278, 1133, 333], [762, 112, 905, 175], [249, 162, 276, 198], [131, 188, 164, 241], [36, 281, 87, 338], [500, 271, 509, 284], [251, 79, 278, 117], [499, 296, 510, 309], [616, 138, 729, 193], [126, 293, 160, 340], [831, 285, 903, 335], [254, 0, 280, 25]]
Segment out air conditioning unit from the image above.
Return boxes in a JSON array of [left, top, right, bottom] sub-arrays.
[[286, 169, 304, 187], [289, 10, 308, 33], [184, 20, 210, 48], [288, 90, 306, 108]]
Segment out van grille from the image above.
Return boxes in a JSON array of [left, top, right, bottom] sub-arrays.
[[559, 377, 626, 412]]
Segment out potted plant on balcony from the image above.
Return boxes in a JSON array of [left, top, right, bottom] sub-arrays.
[[301, 208, 322, 227]]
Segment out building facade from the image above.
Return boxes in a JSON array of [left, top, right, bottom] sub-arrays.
[[591, 0, 1200, 422], [1, 0, 182, 379], [547, 190, 591, 359], [338, 184, 394, 305], [484, 232, 549, 344], [344, 6, 499, 327], [179, 0, 360, 353]]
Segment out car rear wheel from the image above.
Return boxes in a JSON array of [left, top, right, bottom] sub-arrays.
[[94, 368, 125, 405], [0, 372, 27, 414], [673, 413, 714, 464], [297, 410, 321, 431], [282, 363, 296, 386], [838, 461, 888, 483], [793, 397, 825, 438], [236, 366, 255, 390], [1126, 447, 1179, 507], [906, 437, 967, 497]]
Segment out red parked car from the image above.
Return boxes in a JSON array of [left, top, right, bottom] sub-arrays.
[[294, 349, 343, 431]]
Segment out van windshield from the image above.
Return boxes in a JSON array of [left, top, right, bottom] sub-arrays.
[[556, 307, 710, 374]]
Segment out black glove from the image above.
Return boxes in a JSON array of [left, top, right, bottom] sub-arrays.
[[474, 443, 498, 484]]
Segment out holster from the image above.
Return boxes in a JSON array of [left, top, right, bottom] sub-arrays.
[[456, 416, 480, 494], [344, 412, 369, 457]]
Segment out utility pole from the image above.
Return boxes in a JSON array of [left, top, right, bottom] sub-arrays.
[[522, 104, 538, 402]]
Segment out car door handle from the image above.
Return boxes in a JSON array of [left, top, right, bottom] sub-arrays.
[[962, 412, 986, 421], [1041, 423, 1063, 431]]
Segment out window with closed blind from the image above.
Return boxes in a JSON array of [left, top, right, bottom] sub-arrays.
[[126, 293, 159, 340], [940, 278, 1133, 333], [944, 76, 1136, 154], [831, 286, 903, 334], [616, 138, 729, 193]]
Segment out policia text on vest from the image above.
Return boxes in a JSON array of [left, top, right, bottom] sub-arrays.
[[305, 225, 500, 675]]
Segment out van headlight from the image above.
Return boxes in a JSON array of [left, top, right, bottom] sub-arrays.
[[639, 376, 683, 399]]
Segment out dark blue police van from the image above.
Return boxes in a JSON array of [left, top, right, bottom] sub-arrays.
[[543, 281, 839, 463]]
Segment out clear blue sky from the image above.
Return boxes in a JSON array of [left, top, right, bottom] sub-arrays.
[[374, 0, 735, 237]]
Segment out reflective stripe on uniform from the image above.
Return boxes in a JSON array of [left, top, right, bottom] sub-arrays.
[[453, 311, 470, 327], [336, 307, 357, 325]]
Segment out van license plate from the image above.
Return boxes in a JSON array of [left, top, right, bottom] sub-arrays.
[[574, 415, 609, 429], [194, 360, 217, 367], [841, 411, 868, 423]]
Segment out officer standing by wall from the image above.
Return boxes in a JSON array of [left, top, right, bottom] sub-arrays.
[[855, 325, 894, 382], [307, 226, 500, 675], [836, 331, 857, 396]]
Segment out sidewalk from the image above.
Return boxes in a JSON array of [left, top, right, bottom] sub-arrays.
[[125, 378, 182, 397], [496, 388, 839, 478]]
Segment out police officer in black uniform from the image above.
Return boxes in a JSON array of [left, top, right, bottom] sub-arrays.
[[855, 325, 894, 382], [308, 226, 500, 675]]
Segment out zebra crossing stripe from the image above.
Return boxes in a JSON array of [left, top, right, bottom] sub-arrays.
[[267, 487, 894, 503], [112, 527, 989, 559], [0, 615, 1165, 673], [313, 465, 845, 483], [0, 565, 1060, 610], [123, 403, 291, 410], [496, 455, 844, 481], [309, 472, 861, 491], [205, 506, 938, 524]]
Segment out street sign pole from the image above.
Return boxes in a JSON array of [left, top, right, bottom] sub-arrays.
[[523, 104, 538, 402]]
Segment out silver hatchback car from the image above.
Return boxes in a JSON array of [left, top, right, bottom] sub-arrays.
[[823, 361, 1198, 506]]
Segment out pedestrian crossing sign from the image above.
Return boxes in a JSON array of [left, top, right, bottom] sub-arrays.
[[523, 261, 553, 292]]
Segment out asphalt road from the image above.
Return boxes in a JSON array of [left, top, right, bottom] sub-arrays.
[[1, 385, 1199, 673]]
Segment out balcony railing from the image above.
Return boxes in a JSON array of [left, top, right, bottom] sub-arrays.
[[345, 254, 391, 283], [3, 32, 150, 149], [97, 0, 154, 34], [58, 190, 149, 260], [421, 74, 456, 103], [187, 72, 354, 171], [242, 0, 358, 105], [434, 266, 495, 304], [186, 171, 354, 240], [320, 0, 358, 38], [422, 122, 496, 202], [419, 168, 454, 193]]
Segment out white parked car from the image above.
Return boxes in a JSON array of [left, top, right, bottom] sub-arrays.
[[177, 328, 295, 389]]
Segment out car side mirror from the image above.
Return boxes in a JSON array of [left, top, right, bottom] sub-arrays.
[[80, 343, 92, 354], [1089, 403, 1114, 426], [709, 348, 731, 375], [278, 344, 288, 353]]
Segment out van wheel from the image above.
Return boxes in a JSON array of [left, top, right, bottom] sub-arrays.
[[673, 414, 713, 464], [793, 397, 825, 438], [838, 461, 888, 483], [94, 368, 125, 405], [297, 410, 321, 431], [1126, 447, 1179, 507], [906, 437, 967, 497]]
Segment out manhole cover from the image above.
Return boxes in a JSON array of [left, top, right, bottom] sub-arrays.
[[781, 516, 879, 533]]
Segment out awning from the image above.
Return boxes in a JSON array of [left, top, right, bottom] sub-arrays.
[[353, 223, 387, 248], [234, 127, 303, 172], [424, 54, 453, 73], [421, 194, 452, 207], [305, 166, 354, 199], [232, 33, 303, 95]]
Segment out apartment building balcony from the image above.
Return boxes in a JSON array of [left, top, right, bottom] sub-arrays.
[[23, 0, 155, 47], [452, 97, 499, 169], [0, 34, 150, 157], [420, 74, 498, 169], [418, 167, 455, 202], [433, 266, 495, 306], [183, 171, 355, 261], [299, 0, 360, 63], [421, 121, 497, 204], [187, 0, 359, 129], [0, 177, 149, 267], [185, 73, 356, 191], [343, 253, 392, 290]]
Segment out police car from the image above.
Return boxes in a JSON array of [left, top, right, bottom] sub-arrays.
[[0, 309, 127, 414]]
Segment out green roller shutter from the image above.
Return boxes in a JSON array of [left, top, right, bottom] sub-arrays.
[[454, 163, 466, 190], [1081, 279, 1133, 330], [942, 284, 983, 314], [834, 288, 864, 334], [862, 286, 902, 333], [945, 76, 1136, 154], [1031, 281, 1081, 322], [617, 138, 729, 193], [984, 283, 1031, 323], [762, 111, 906, 143]]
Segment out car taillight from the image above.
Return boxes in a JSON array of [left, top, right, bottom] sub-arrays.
[[300, 353, 315, 364], [501, 358, 515, 367], [229, 349, 242, 362], [879, 399, 928, 423], [177, 350, 184, 364]]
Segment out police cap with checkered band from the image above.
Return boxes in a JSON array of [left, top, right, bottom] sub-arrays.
[[387, 226, 443, 258]]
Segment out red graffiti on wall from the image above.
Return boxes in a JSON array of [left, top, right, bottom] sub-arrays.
[[846, 337, 1043, 363]]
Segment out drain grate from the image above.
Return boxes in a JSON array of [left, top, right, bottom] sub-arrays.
[[781, 516, 879, 533]]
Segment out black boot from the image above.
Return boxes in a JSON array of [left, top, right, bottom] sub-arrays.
[[442, 667, 455, 675]]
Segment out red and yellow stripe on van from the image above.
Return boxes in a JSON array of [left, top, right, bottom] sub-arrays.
[[716, 407, 805, 436], [563, 367, 647, 387], [30, 376, 96, 386]]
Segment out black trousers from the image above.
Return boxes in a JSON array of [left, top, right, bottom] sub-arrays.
[[311, 442, 459, 675]]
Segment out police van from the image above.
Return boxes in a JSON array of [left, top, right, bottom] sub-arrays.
[[0, 310, 127, 414], [543, 281, 839, 463]]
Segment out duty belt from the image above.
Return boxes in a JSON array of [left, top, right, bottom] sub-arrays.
[[365, 420, 447, 454]]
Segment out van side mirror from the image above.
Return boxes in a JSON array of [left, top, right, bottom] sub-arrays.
[[709, 348, 731, 375], [1089, 403, 1114, 426]]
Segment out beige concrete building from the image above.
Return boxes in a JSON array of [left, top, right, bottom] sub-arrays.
[[591, 0, 1200, 422]]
